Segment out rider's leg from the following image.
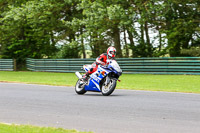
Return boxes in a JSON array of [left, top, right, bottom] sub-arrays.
[[82, 63, 98, 81], [82, 71, 90, 81]]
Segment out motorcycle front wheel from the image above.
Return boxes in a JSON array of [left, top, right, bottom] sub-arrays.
[[101, 79, 116, 96], [75, 79, 87, 95]]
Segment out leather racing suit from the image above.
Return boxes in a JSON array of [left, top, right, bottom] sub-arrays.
[[88, 53, 110, 74]]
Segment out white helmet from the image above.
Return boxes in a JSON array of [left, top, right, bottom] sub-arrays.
[[107, 46, 116, 58]]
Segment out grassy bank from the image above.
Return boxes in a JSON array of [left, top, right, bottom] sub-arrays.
[[0, 123, 92, 133], [0, 71, 200, 93]]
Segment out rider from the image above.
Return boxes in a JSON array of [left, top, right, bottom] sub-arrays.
[[82, 46, 117, 81]]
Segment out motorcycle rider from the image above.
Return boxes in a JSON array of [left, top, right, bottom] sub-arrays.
[[82, 46, 117, 82]]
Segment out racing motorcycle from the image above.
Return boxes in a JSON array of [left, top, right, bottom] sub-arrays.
[[75, 60, 122, 96]]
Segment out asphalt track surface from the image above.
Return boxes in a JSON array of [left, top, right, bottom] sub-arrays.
[[0, 82, 200, 133]]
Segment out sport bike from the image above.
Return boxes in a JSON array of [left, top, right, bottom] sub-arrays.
[[75, 60, 122, 96]]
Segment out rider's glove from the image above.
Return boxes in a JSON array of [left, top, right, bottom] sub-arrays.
[[101, 62, 106, 66], [106, 59, 112, 65]]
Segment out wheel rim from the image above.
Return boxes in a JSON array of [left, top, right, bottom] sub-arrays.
[[76, 80, 84, 91], [102, 80, 113, 93]]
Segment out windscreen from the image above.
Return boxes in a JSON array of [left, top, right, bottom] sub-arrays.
[[110, 60, 122, 72]]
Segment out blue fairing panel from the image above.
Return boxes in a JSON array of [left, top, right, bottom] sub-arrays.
[[84, 79, 101, 92], [84, 66, 108, 92], [84, 68, 89, 72], [100, 66, 112, 73]]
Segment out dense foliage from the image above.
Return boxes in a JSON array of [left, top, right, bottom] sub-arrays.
[[0, 0, 199, 64]]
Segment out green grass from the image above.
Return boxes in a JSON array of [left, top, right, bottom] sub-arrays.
[[0, 71, 200, 93], [119, 74, 200, 93], [0, 123, 92, 133], [0, 71, 75, 86]]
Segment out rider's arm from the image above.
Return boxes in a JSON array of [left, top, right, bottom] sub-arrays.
[[96, 53, 107, 65]]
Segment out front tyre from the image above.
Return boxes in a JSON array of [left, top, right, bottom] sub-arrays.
[[75, 79, 87, 95], [101, 79, 117, 96]]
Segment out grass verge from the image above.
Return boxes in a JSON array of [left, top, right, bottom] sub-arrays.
[[0, 71, 200, 93], [0, 123, 92, 133]]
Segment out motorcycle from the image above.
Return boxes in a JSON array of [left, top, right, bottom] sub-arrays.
[[75, 60, 122, 96]]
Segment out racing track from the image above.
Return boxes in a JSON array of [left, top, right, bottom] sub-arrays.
[[0, 82, 200, 133]]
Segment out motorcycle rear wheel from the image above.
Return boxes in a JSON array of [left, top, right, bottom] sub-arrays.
[[101, 79, 116, 96], [75, 79, 87, 95]]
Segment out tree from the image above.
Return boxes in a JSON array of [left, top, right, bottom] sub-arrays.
[[1, 0, 200, 64], [0, 0, 83, 68], [70, 0, 132, 57], [163, 0, 200, 56]]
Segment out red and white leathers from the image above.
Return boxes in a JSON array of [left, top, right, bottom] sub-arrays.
[[89, 53, 109, 74], [83, 53, 113, 79], [83, 46, 116, 80]]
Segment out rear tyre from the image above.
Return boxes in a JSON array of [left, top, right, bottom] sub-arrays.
[[75, 79, 87, 95], [101, 79, 116, 96]]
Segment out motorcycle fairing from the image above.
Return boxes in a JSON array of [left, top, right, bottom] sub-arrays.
[[83, 65, 92, 72], [84, 67, 107, 92]]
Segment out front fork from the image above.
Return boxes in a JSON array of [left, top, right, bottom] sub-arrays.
[[104, 76, 111, 86]]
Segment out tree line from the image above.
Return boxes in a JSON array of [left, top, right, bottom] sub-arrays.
[[0, 0, 199, 63]]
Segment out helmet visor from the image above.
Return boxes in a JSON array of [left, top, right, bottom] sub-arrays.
[[109, 51, 116, 57], [110, 51, 116, 55]]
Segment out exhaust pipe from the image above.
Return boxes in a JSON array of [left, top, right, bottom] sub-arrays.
[[75, 72, 82, 79]]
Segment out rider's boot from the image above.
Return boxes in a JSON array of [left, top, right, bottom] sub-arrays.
[[82, 72, 90, 82], [79, 72, 90, 88]]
